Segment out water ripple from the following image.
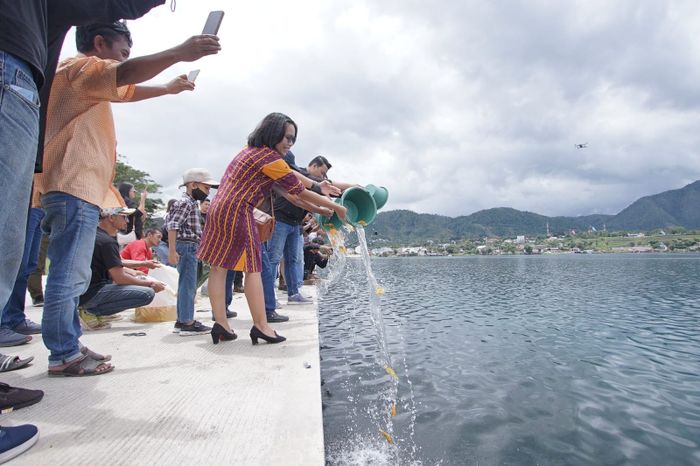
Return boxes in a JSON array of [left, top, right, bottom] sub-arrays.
[[321, 255, 700, 465]]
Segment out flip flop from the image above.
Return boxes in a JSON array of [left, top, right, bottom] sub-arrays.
[[0, 354, 34, 373], [123, 332, 147, 337]]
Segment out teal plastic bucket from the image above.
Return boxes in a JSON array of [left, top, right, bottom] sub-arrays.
[[339, 186, 377, 227], [364, 184, 389, 210], [315, 187, 378, 231], [316, 210, 344, 231]]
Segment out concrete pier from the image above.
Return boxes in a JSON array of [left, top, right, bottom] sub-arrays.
[[2, 287, 324, 465]]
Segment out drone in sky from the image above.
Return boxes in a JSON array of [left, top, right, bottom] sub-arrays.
[[574, 143, 588, 149]]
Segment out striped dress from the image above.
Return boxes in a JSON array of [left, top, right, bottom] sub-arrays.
[[197, 146, 305, 272]]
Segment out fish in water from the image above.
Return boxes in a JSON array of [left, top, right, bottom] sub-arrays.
[[375, 287, 385, 295], [379, 430, 394, 444], [385, 366, 398, 380], [391, 401, 397, 417]]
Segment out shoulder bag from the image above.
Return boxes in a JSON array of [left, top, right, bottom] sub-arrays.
[[253, 193, 275, 242]]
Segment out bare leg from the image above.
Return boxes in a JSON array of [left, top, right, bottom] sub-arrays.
[[209, 266, 234, 333], [244, 272, 277, 337]]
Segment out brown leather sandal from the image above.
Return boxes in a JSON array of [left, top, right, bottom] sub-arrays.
[[48, 355, 114, 377], [80, 346, 112, 362]]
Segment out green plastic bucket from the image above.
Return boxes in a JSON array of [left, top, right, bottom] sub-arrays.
[[364, 184, 389, 210]]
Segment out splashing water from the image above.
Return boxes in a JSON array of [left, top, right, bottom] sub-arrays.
[[319, 225, 420, 465]]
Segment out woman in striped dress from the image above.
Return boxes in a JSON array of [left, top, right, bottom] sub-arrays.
[[198, 113, 347, 344]]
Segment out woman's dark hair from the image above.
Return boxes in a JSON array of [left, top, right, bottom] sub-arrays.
[[118, 182, 134, 200], [76, 21, 133, 53], [166, 199, 177, 213], [247, 113, 297, 149]]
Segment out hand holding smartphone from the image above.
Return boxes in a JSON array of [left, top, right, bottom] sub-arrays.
[[202, 11, 224, 35], [187, 69, 200, 82]]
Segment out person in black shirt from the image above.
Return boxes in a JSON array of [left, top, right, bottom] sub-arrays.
[[267, 154, 356, 307], [79, 207, 165, 330], [0, 3, 165, 459], [304, 242, 329, 281]]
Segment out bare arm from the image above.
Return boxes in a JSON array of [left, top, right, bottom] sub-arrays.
[[288, 190, 347, 220], [168, 230, 179, 265], [116, 35, 220, 87], [108, 266, 165, 291], [291, 171, 341, 197], [273, 186, 333, 217], [130, 75, 194, 102], [121, 259, 159, 269], [137, 190, 147, 214], [331, 181, 361, 191]]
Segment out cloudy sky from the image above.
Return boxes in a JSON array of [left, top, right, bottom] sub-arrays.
[[60, 0, 700, 217]]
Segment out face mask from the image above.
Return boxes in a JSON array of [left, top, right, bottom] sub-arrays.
[[192, 187, 208, 202]]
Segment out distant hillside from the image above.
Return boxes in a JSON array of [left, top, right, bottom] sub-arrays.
[[608, 180, 700, 231], [371, 180, 700, 243]]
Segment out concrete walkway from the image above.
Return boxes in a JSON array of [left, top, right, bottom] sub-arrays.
[[2, 287, 324, 465]]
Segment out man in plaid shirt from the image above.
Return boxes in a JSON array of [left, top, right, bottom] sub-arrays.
[[165, 168, 218, 336]]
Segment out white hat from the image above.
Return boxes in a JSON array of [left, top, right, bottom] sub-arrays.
[[180, 168, 219, 188], [100, 207, 136, 218]]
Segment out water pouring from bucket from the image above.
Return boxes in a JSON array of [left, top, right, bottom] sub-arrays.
[[316, 185, 388, 231]]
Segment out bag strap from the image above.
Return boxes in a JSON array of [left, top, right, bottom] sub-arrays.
[[270, 192, 275, 221]]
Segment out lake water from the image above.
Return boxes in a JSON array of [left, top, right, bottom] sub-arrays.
[[318, 254, 700, 465]]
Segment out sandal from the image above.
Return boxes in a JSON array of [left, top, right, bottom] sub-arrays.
[[48, 355, 114, 377], [0, 354, 34, 373], [80, 346, 112, 362]]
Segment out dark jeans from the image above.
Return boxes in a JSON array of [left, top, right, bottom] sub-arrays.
[[81, 284, 155, 316], [1, 208, 44, 329], [261, 243, 277, 316], [224, 271, 244, 308], [0, 51, 40, 311], [27, 233, 48, 301]]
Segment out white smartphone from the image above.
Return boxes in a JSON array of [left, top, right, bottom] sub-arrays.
[[187, 69, 200, 82], [202, 11, 224, 35]]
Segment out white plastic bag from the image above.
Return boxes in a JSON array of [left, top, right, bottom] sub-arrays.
[[134, 266, 179, 322]]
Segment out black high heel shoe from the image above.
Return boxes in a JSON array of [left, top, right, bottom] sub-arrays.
[[250, 325, 286, 345], [211, 322, 237, 344]]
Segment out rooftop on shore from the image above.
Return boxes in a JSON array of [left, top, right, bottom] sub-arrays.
[[2, 287, 324, 465]]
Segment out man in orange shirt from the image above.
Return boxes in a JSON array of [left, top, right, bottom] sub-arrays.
[[39, 21, 220, 376], [120, 228, 162, 274]]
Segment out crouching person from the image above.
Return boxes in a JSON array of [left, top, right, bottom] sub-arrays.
[[79, 208, 165, 330]]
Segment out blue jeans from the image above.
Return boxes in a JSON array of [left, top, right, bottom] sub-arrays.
[[0, 51, 40, 312], [261, 243, 277, 315], [82, 284, 155, 316], [154, 242, 170, 266], [225, 270, 235, 308], [41, 192, 100, 366], [176, 242, 198, 323], [1, 208, 44, 329], [267, 221, 303, 297]]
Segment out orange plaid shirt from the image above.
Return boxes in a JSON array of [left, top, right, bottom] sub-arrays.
[[37, 54, 135, 208]]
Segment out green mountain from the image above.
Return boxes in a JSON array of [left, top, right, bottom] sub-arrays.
[[371, 180, 700, 242], [607, 180, 700, 231]]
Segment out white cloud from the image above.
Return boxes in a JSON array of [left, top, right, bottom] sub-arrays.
[[59, 0, 700, 217]]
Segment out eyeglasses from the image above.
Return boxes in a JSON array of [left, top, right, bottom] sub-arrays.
[[284, 135, 296, 145]]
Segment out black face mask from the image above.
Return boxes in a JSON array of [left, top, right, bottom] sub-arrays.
[[192, 187, 208, 202]]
